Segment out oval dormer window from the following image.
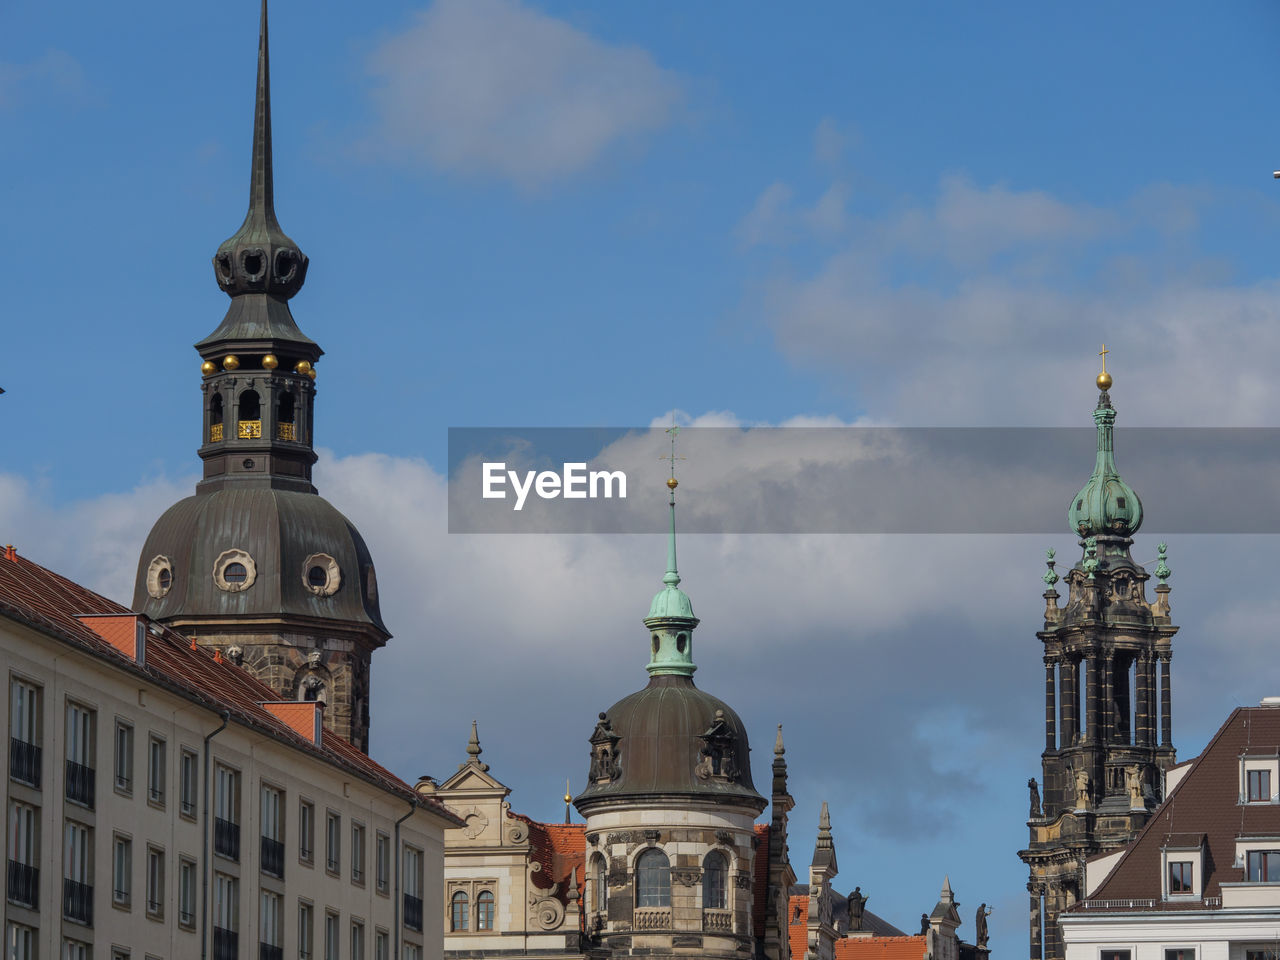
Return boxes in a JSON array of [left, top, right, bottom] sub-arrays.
[[213, 549, 257, 593], [302, 553, 341, 597], [145, 555, 175, 600]]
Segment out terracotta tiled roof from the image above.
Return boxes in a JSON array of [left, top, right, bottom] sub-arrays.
[[753, 823, 770, 939], [789, 894, 810, 959], [0, 549, 462, 826], [508, 814, 586, 931], [1083, 704, 1280, 909], [835, 936, 928, 960]]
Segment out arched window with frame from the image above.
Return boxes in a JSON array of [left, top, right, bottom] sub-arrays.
[[702, 851, 728, 909], [451, 890, 469, 932], [635, 848, 670, 908], [476, 890, 495, 931], [592, 854, 608, 913]]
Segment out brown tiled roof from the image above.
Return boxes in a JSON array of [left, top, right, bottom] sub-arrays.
[[835, 936, 928, 960], [508, 815, 586, 931], [1083, 705, 1280, 909], [789, 894, 810, 959], [0, 549, 461, 826]]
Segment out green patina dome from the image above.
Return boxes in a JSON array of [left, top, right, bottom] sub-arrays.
[[648, 583, 694, 620], [1067, 388, 1143, 539]]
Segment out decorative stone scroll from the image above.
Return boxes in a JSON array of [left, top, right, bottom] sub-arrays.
[[527, 862, 566, 930], [671, 868, 702, 886]]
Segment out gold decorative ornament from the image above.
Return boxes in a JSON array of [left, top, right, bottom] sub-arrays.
[[307, 368, 316, 381], [201, 360, 217, 375], [1097, 344, 1111, 391], [223, 355, 241, 371], [667, 476, 678, 490], [262, 354, 279, 370], [294, 360, 312, 375]]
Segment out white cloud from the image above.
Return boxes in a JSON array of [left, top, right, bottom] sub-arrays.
[[0, 50, 84, 111], [364, 0, 682, 186]]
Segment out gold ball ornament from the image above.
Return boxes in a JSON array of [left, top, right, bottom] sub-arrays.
[[222, 355, 240, 371], [1096, 371, 1113, 391], [307, 368, 317, 381], [667, 477, 678, 490], [262, 354, 279, 370], [294, 360, 312, 375], [201, 360, 217, 376]]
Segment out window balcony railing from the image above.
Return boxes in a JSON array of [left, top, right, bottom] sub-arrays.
[[238, 420, 262, 439], [277, 422, 296, 441], [63, 878, 93, 925], [65, 760, 95, 807], [634, 908, 672, 930], [7, 860, 38, 909], [403, 893, 423, 932], [259, 944, 283, 960], [261, 836, 285, 879], [703, 909, 732, 933], [210, 423, 224, 442], [215, 817, 241, 861], [214, 926, 239, 960], [9, 738, 40, 788], [180, 906, 196, 927]]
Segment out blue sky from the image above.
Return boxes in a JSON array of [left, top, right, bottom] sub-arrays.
[[4, 1, 1280, 954]]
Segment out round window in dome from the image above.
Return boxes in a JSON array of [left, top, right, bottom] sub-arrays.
[[301, 553, 341, 597], [212, 549, 257, 593], [145, 555, 175, 599]]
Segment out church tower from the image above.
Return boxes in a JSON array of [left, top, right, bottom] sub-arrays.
[[132, 1, 388, 751], [574, 466, 769, 958], [1018, 361, 1177, 960]]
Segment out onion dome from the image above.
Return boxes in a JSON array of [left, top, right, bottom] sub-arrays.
[[1067, 363, 1142, 539], [574, 456, 764, 815]]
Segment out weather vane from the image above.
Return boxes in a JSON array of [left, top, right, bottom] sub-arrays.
[[659, 414, 685, 491]]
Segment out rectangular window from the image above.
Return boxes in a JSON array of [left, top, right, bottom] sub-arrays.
[[375, 832, 390, 893], [113, 833, 132, 905], [63, 941, 90, 960], [63, 820, 93, 924], [179, 857, 197, 928], [112, 951, 131, 960], [1168, 860, 1193, 894], [1248, 850, 1280, 882], [114, 720, 134, 793], [214, 872, 239, 931], [65, 701, 96, 808], [9, 678, 42, 788], [351, 920, 365, 960], [299, 901, 314, 960], [180, 748, 198, 818], [1166, 950, 1196, 960], [403, 944, 421, 960], [6, 923, 35, 960], [1246, 952, 1280, 960], [261, 784, 284, 879], [214, 763, 241, 861], [403, 845, 423, 932], [326, 811, 341, 873], [325, 911, 340, 960], [145, 845, 164, 918], [1101, 952, 1131, 960], [374, 930, 389, 960], [352, 822, 366, 884], [7, 801, 39, 908], [1249, 769, 1272, 802], [147, 736, 166, 805], [299, 799, 315, 863], [260, 890, 283, 952]]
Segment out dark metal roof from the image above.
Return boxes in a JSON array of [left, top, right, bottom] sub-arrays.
[[195, 294, 319, 355], [575, 675, 765, 811], [133, 486, 387, 637]]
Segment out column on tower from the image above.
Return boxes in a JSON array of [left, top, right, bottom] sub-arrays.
[[1045, 660, 1057, 750], [1029, 884, 1043, 960], [1101, 652, 1114, 744], [1135, 654, 1151, 746], [1086, 655, 1100, 742], [1160, 654, 1172, 746]]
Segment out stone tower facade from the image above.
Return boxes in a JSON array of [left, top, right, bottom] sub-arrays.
[[1019, 370, 1177, 960], [132, 1, 388, 751]]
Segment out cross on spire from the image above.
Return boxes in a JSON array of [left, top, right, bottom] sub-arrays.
[[1099, 344, 1109, 373]]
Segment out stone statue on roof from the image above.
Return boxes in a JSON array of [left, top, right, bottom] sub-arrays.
[[847, 886, 866, 930]]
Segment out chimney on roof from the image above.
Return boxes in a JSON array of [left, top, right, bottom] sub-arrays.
[[1260, 696, 1280, 707], [4, 545, 15, 561]]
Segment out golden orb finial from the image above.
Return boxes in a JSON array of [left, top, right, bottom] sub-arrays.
[[222, 355, 240, 371], [1096, 344, 1111, 391], [667, 476, 678, 490], [201, 360, 217, 376], [307, 368, 317, 381], [262, 354, 279, 371], [294, 360, 312, 376]]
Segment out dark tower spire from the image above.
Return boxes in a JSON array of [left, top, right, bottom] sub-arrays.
[[1019, 356, 1177, 960], [135, 0, 387, 752]]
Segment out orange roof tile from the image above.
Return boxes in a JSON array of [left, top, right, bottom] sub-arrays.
[[789, 894, 810, 959], [835, 936, 928, 960], [0, 550, 462, 826]]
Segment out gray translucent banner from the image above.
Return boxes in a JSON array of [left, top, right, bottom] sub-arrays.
[[447, 427, 1280, 534]]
